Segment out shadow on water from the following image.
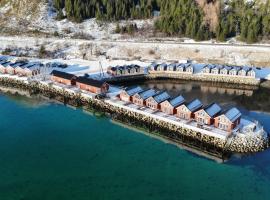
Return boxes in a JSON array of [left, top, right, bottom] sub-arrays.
[[0, 86, 52, 108], [111, 120, 228, 163], [120, 79, 270, 116], [228, 149, 270, 180]]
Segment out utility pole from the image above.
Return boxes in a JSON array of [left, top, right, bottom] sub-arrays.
[[99, 60, 105, 79]]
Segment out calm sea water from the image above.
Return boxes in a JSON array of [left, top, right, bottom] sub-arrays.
[[1, 83, 270, 200]]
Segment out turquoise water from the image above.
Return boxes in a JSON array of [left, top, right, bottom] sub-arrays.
[[1, 93, 270, 200]]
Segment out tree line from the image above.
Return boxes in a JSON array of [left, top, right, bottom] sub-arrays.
[[53, 0, 270, 43], [53, 0, 159, 21], [216, 0, 270, 43]]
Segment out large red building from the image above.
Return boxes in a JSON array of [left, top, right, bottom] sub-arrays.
[[51, 70, 77, 85], [76, 77, 109, 94]]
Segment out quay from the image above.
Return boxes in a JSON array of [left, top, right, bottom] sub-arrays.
[[105, 62, 262, 86], [0, 56, 269, 156], [0, 72, 268, 155]]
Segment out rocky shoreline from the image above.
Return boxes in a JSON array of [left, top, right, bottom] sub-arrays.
[[0, 76, 269, 157]]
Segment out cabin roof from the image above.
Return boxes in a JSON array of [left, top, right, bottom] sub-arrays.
[[0, 56, 9, 62], [76, 76, 107, 87], [168, 63, 176, 68], [51, 70, 76, 80], [184, 63, 193, 68], [213, 65, 223, 70], [187, 99, 203, 112], [0, 61, 10, 66], [169, 95, 185, 107], [0, 60, 7, 64], [130, 64, 140, 68], [10, 62, 27, 68], [16, 62, 36, 69], [176, 63, 185, 68], [150, 63, 158, 68], [204, 103, 222, 117], [159, 63, 167, 67], [125, 86, 144, 96], [153, 91, 171, 103], [224, 107, 241, 122], [139, 89, 157, 100], [203, 64, 214, 69], [247, 67, 255, 72], [222, 66, 233, 70]]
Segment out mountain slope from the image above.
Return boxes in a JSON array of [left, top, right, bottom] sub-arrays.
[[0, 0, 269, 43]]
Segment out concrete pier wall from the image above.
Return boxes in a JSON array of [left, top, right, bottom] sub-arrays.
[[0, 76, 268, 155]]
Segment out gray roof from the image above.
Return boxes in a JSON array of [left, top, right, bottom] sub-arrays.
[[247, 67, 255, 72], [126, 86, 144, 96], [153, 91, 170, 103], [222, 66, 233, 70], [10, 62, 27, 68], [150, 63, 158, 68], [203, 64, 214, 69], [187, 99, 203, 112], [177, 63, 185, 68], [15, 62, 34, 69], [185, 63, 193, 68], [159, 63, 167, 70], [168, 63, 176, 67], [139, 89, 157, 100], [224, 107, 241, 122], [230, 66, 241, 71], [212, 65, 223, 70], [169, 95, 185, 107], [0, 61, 10, 67], [205, 103, 222, 117]]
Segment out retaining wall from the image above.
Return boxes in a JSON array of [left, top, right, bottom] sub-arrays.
[[0, 76, 268, 156]]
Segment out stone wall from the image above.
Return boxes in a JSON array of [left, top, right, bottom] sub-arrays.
[[147, 72, 261, 86], [0, 76, 268, 156]]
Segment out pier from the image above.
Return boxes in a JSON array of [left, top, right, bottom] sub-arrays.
[[0, 74, 269, 156]]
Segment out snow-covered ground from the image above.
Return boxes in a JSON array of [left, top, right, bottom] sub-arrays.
[[2, 54, 270, 80]]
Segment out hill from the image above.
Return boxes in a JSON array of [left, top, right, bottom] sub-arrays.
[[0, 0, 269, 43]]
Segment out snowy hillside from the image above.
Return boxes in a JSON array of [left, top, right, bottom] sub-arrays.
[[0, 0, 155, 40]]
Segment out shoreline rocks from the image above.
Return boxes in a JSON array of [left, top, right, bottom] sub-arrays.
[[0, 76, 268, 157]]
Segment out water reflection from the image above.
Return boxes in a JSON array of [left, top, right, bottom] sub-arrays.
[[0, 86, 51, 108], [123, 79, 270, 113]]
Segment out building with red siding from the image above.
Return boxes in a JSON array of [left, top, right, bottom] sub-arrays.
[[160, 95, 185, 115], [214, 107, 241, 132], [145, 91, 171, 110], [0, 61, 10, 74], [194, 103, 222, 125], [76, 77, 109, 94], [51, 70, 77, 85], [176, 99, 203, 120], [120, 86, 144, 102], [132, 89, 157, 106]]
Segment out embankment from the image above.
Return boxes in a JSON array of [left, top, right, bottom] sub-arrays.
[[1, 36, 270, 67], [0, 76, 268, 157]]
